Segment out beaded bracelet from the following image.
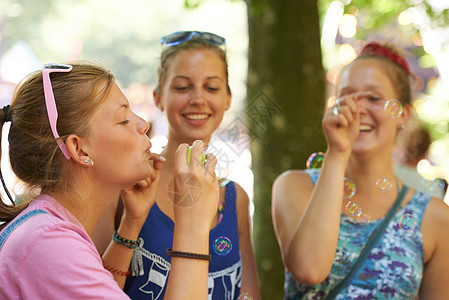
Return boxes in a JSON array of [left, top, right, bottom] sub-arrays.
[[166, 248, 211, 261], [103, 262, 131, 277], [112, 230, 139, 249]]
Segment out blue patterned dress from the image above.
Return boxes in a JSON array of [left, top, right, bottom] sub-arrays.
[[284, 169, 430, 300]]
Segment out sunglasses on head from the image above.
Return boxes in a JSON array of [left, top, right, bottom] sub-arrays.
[[42, 63, 73, 160], [160, 31, 226, 48]]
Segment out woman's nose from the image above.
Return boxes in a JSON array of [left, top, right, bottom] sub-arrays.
[[188, 88, 206, 105], [137, 117, 150, 135], [357, 97, 369, 114]]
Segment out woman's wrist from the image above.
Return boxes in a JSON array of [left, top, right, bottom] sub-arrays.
[[172, 225, 210, 254], [115, 216, 145, 242], [120, 211, 147, 229], [323, 150, 350, 169]]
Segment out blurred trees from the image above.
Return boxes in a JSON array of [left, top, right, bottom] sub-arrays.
[[244, 0, 325, 298]]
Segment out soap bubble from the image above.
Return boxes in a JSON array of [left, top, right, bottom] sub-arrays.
[[306, 152, 324, 169], [345, 201, 362, 217], [384, 99, 403, 118], [376, 177, 393, 192], [421, 177, 445, 194], [358, 213, 371, 224], [214, 236, 232, 255], [399, 214, 417, 231], [238, 293, 253, 300], [343, 177, 356, 200]]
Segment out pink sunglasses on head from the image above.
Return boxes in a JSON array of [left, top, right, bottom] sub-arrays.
[[42, 63, 73, 160]]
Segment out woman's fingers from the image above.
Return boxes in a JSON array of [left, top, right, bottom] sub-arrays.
[[149, 153, 166, 171]]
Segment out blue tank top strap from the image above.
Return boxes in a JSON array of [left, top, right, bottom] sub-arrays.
[[223, 181, 237, 216], [304, 168, 320, 184], [0, 209, 49, 250]]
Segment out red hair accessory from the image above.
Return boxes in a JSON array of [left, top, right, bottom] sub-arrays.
[[360, 42, 410, 75]]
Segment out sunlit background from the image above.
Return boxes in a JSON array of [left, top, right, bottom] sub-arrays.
[[1, 0, 448, 205]]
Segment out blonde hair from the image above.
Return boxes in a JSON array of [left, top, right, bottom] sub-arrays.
[[156, 37, 231, 95], [0, 62, 114, 229]]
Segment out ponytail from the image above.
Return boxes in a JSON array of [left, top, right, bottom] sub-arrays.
[[0, 104, 27, 230]]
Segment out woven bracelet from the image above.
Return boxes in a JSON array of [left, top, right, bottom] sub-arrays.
[[166, 248, 211, 261], [112, 231, 139, 249]]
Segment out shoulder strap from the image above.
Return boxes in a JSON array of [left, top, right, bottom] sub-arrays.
[[325, 185, 408, 299], [0, 209, 49, 250]]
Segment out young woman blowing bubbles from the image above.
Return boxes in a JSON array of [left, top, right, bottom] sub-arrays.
[[272, 42, 449, 299], [0, 62, 220, 299]]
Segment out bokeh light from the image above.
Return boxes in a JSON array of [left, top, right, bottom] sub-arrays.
[[398, 10, 412, 26], [339, 43, 357, 65], [339, 14, 357, 38]]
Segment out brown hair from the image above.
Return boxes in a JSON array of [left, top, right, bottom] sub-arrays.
[[352, 42, 414, 106], [403, 125, 431, 164], [156, 37, 231, 95], [0, 62, 114, 230]]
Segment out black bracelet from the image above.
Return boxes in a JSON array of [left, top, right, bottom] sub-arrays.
[[166, 248, 211, 261], [112, 231, 139, 249]]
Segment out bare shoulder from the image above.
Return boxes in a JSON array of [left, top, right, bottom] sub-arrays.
[[233, 181, 250, 208], [420, 196, 449, 298], [423, 196, 449, 232], [272, 170, 315, 261], [422, 196, 449, 262], [272, 169, 314, 207]]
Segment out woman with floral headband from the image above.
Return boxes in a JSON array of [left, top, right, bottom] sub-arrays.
[[93, 31, 261, 300], [272, 42, 449, 299], [0, 62, 220, 299]]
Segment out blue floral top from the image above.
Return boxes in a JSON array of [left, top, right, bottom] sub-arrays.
[[284, 168, 431, 300]]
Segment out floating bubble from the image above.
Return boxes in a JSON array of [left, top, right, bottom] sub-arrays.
[[384, 99, 403, 118], [421, 177, 445, 194], [343, 177, 356, 200], [376, 177, 393, 192], [238, 293, 253, 300], [345, 201, 362, 217], [214, 236, 232, 255], [358, 213, 371, 224], [306, 152, 324, 169], [399, 214, 417, 231]]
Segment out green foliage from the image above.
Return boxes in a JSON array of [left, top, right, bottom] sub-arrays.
[[184, 0, 202, 9]]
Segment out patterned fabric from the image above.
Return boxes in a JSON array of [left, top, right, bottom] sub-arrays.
[[124, 181, 242, 300], [284, 168, 430, 300]]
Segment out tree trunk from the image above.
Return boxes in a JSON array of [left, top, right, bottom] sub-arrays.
[[245, 0, 326, 298]]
